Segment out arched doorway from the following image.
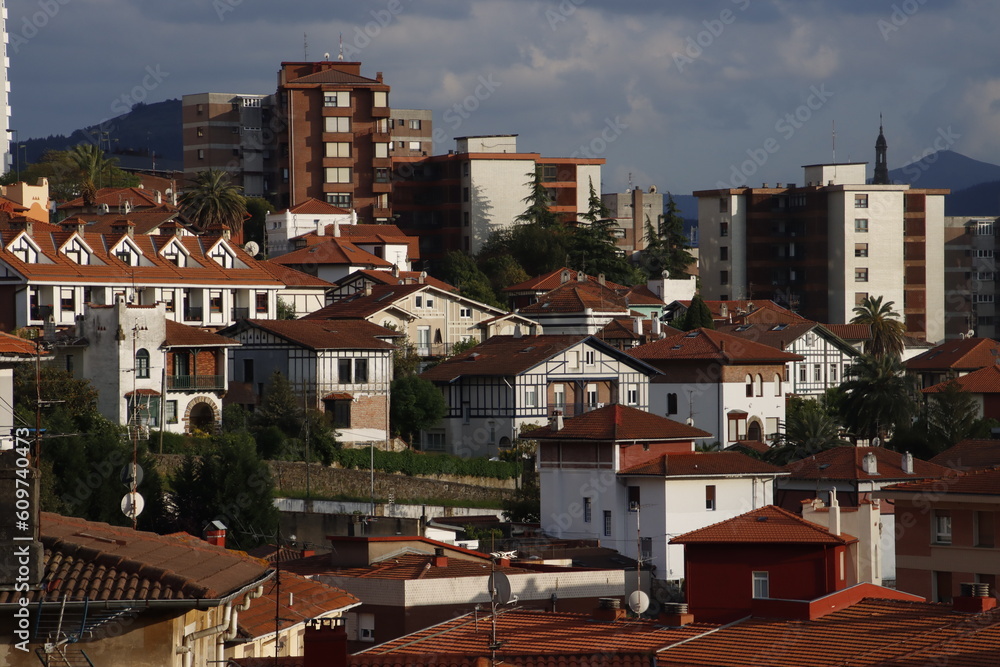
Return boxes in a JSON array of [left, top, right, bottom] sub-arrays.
[[747, 420, 763, 442], [186, 399, 218, 433]]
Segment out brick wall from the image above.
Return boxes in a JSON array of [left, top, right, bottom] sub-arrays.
[[350, 394, 387, 430]]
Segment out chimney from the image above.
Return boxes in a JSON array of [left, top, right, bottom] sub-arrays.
[[598, 273, 606, 286], [862, 452, 878, 475], [433, 546, 448, 568], [659, 602, 694, 627], [652, 318, 662, 336], [829, 487, 841, 537], [333, 219, 341, 237], [561, 269, 571, 284], [577, 271, 587, 282], [303, 618, 348, 667], [203, 520, 227, 548], [513, 324, 522, 338], [418, 271, 426, 284], [954, 582, 998, 613], [316, 220, 324, 237], [902, 451, 914, 475], [154, 190, 162, 205], [633, 316, 642, 334], [551, 410, 564, 432], [392, 264, 400, 279], [593, 597, 627, 622], [301, 548, 316, 558]]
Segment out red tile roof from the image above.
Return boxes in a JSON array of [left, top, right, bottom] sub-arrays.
[[930, 439, 1000, 470], [222, 319, 397, 351], [657, 598, 1000, 667], [237, 571, 358, 639], [620, 451, 784, 478], [295, 552, 534, 581], [163, 319, 238, 347], [519, 280, 630, 315], [0, 512, 271, 605], [906, 337, 1000, 371], [715, 321, 857, 355], [672, 299, 807, 324], [671, 505, 854, 545], [285, 197, 352, 215], [628, 328, 803, 364], [258, 259, 335, 287], [362, 608, 718, 657], [522, 404, 710, 442], [336, 268, 456, 292], [288, 69, 382, 85], [596, 317, 680, 342], [923, 365, 1000, 394], [0, 331, 38, 356], [235, 653, 658, 667], [879, 465, 1000, 496], [294, 224, 420, 259], [273, 237, 392, 268], [779, 446, 951, 481], [504, 268, 628, 294], [60, 186, 164, 212], [823, 323, 872, 341], [302, 283, 427, 320]]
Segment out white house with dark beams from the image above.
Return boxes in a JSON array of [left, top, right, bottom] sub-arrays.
[[220, 319, 398, 441], [419, 334, 661, 458]]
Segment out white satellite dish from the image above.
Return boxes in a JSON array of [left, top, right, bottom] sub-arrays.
[[489, 571, 512, 605], [121, 491, 145, 520], [243, 241, 260, 257], [628, 590, 650, 614]]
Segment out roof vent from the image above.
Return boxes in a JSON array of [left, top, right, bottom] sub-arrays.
[[756, 516, 769, 522], [902, 451, 914, 475]]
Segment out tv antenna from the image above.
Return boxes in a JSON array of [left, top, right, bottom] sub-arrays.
[[486, 553, 518, 664], [630, 503, 650, 616]]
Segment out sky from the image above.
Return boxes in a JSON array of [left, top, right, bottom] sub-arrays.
[[6, 0, 999, 195]]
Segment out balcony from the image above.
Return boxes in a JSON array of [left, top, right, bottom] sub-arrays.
[[232, 307, 250, 320], [30, 305, 53, 322], [183, 306, 204, 322], [167, 375, 225, 391]]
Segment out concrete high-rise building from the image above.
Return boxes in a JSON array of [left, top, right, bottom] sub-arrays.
[[392, 134, 604, 262], [695, 160, 948, 343], [943, 215, 999, 340], [602, 186, 662, 259], [2, 1, 10, 173]]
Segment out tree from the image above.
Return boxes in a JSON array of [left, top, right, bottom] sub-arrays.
[[66, 144, 126, 206], [839, 354, 918, 443], [390, 374, 447, 447], [851, 295, 906, 360], [579, 177, 611, 223], [276, 297, 297, 320], [243, 196, 272, 250], [477, 251, 531, 297], [2, 148, 139, 203], [438, 251, 502, 307], [894, 381, 997, 459], [677, 294, 715, 330], [765, 397, 850, 465], [179, 168, 248, 236], [640, 194, 694, 281], [514, 167, 558, 227]]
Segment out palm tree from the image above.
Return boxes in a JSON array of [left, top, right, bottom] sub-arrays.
[[851, 295, 906, 360], [66, 144, 120, 207], [840, 353, 919, 443], [766, 398, 849, 465], [179, 169, 247, 237]]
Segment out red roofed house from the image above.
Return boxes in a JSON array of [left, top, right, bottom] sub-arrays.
[[931, 438, 1000, 471], [629, 328, 803, 445], [0, 330, 40, 448], [264, 198, 356, 257], [326, 267, 457, 302], [923, 366, 1000, 421], [906, 336, 1000, 389], [775, 446, 952, 584], [671, 505, 860, 623], [526, 404, 784, 584], [220, 319, 397, 441], [281, 536, 631, 652], [55, 298, 238, 434], [257, 259, 336, 319], [419, 335, 660, 457], [879, 466, 1000, 604], [271, 236, 393, 284]]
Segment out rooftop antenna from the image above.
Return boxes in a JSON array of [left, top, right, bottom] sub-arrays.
[[338, 33, 345, 60], [487, 552, 517, 666], [832, 120, 837, 182], [304, 32, 308, 60], [629, 503, 651, 616]]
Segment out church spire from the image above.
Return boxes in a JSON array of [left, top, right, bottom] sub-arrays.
[[873, 114, 890, 184]]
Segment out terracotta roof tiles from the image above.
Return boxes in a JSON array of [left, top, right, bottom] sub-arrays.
[[302, 283, 427, 320], [258, 259, 335, 287], [222, 319, 397, 351], [923, 365, 1000, 394], [419, 335, 589, 381], [780, 446, 951, 481], [620, 451, 783, 478], [273, 237, 392, 268], [929, 439, 1000, 470], [628, 328, 803, 364], [286, 198, 352, 215], [163, 320, 238, 347], [670, 505, 853, 545], [906, 337, 1000, 371], [880, 465, 1000, 496], [237, 571, 358, 639], [522, 404, 710, 442], [519, 280, 630, 315], [503, 268, 628, 294]]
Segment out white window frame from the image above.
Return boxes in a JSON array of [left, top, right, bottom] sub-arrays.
[[752, 571, 769, 599]]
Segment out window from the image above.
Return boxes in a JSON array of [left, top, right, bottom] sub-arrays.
[[463, 212, 470, 227], [813, 364, 822, 382], [358, 613, 375, 642], [243, 359, 255, 383], [325, 167, 352, 183], [977, 220, 994, 236], [408, 141, 421, 151], [553, 384, 566, 409], [60, 288, 75, 312], [354, 358, 369, 383], [459, 307, 471, 318], [524, 386, 537, 408], [425, 297, 434, 309], [667, 392, 678, 415], [975, 511, 995, 548], [628, 486, 640, 512], [855, 292, 869, 306], [720, 270, 729, 285], [603, 510, 612, 536], [165, 400, 178, 424], [135, 349, 150, 379], [719, 198, 728, 213], [720, 246, 729, 261], [855, 268, 869, 282], [161, 290, 176, 312], [627, 388, 638, 405], [338, 358, 352, 383], [973, 250, 994, 258], [197, 127, 204, 137], [65, 354, 74, 374], [324, 116, 351, 133], [830, 364, 838, 383], [855, 194, 868, 208], [326, 193, 352, 207], [855, 218, 869, 232], [746, 374, 754, 397], [374, 142, 390, 158], [323, 91, 349, 107], [935, 571, 953, 603], [855, 243, 868, 257], [773, 373, 782, 396], [584, 497, 592, 523], [752, 571, 769, 599], [414, 295, 423, 308], [934, 511, 952, 545], [373, 91, 388, 107], [408, 119, 421, 130], [586, 384, 598, 407], [325, 142, 351, 158], [720, 221, 729, 237], [975, 294, 995, 304], [197, 149, 204, 160], [640, 537, 652, 562], [798, 365, 807, 382], [209, 292, 223, 313], [585, 350, 595, 365], [424, 432, 445, 451], [975, 272, 995, 281], [255, 292, 268, 313], [706, 485, 716, 511], [462, 187, 470, 202], [375, 168, 391, 182], [755, 374, 763, 397]]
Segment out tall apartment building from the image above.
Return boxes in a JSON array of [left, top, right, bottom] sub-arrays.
[[182, 93, 273, 198], [601, 186, 662, 259], [2, 1, 10, 172], [392, 134, 604, 262], [695, 160, 947, 342], [182, 60, 432, 222], [943, 216, 1000, 339]]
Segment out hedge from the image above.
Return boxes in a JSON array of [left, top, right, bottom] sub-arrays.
[[333, 447, 520, 481]]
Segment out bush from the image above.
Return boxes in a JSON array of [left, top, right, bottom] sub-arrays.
[[333, 447, 520, 480]]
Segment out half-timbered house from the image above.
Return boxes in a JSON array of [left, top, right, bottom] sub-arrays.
[[220, 319, 398, 440], [419, 334, 660, 458]]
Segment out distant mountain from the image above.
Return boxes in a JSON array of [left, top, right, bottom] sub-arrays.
[[20, 99, 182, 171], [888, 150, 1000, 192], [946, 181, 1000, 217]]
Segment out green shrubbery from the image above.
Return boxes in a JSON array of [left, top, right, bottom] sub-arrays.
[[333, 447, 520, 480]]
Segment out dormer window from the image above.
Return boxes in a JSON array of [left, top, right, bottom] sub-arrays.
[[208, 242, 236, 269], [9, 234, 41, 263], [116, 249, 135, 266]]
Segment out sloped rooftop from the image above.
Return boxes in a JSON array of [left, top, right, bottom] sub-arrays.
[[671, 505, 854, 545], [522, 404, 709, 442]]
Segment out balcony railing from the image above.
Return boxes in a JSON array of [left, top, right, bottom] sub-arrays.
[[167, 375, 224, 391], [183, 306, 204, 322], [30, 305, 53, 321]]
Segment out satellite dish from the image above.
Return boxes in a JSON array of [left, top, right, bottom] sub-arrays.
[[243, 241, 260, 257], [489, 571, 512, 605], [120, 462, 143, 489], [121, 491, 145, 520], [628, 590, 650, 614]]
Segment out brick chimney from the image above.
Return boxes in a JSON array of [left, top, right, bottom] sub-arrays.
[[593, 597, 627, 622], [203, 520, 227, 548], [954, 582, 998, 613], [659, 602, 694, 627], [303, 618, 348, 667], [433, 546, 448, 568]]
